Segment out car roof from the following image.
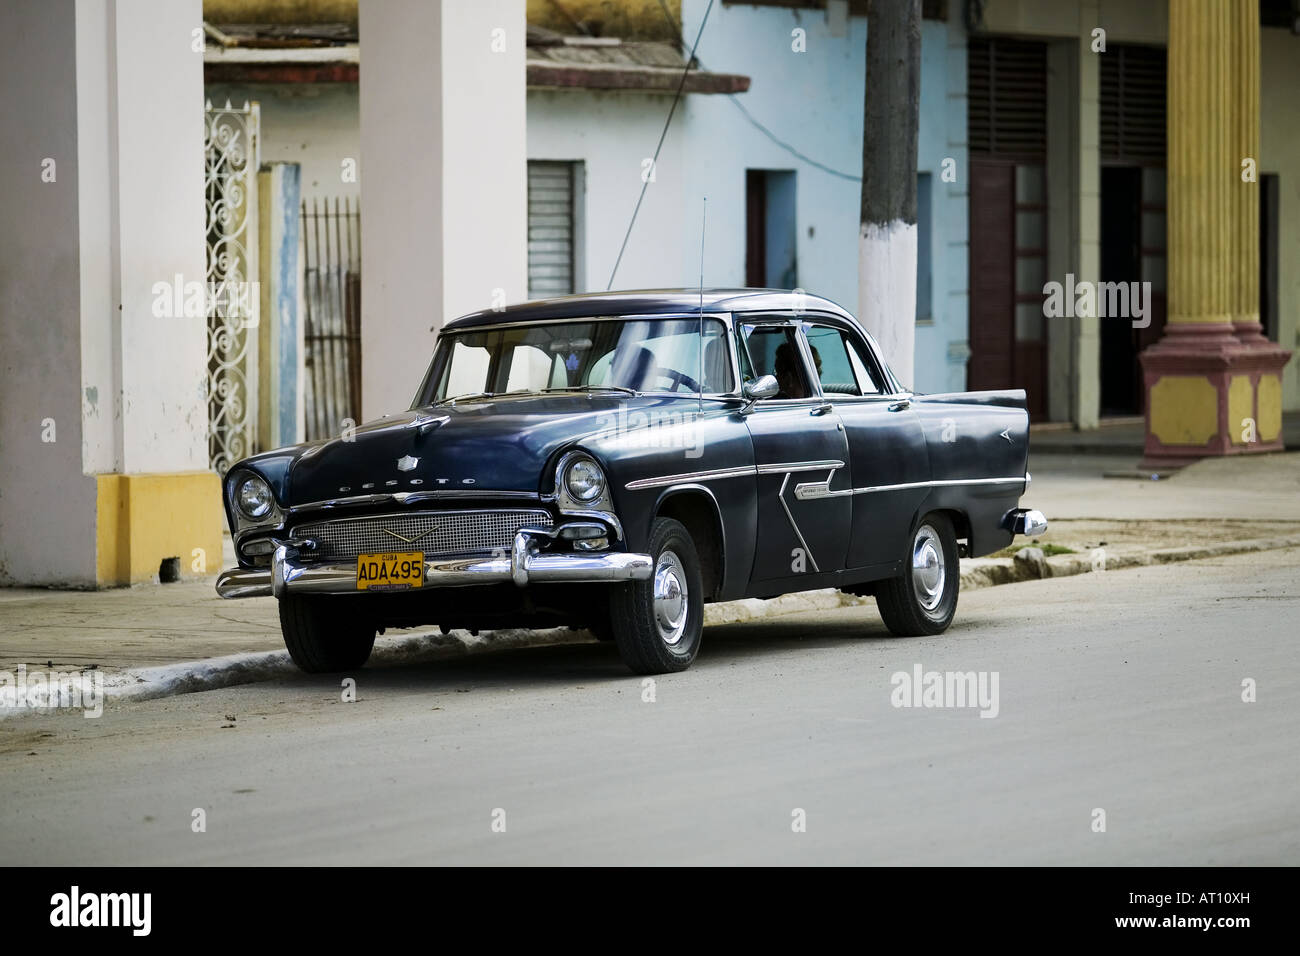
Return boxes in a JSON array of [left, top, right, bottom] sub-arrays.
[[441, 288, 857, 331]]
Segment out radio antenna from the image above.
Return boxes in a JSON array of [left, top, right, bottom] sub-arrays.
[[697, 196, 706, 416]]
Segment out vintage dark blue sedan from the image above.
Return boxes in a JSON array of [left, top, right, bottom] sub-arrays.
[[217, 289, 1046, 675]]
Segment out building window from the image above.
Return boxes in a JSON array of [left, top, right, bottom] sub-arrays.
[[916, 171, 932, 322], [527, 160, 584, 299]]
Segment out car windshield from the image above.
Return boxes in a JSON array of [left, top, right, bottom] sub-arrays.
[[417, 317, 734, 404]]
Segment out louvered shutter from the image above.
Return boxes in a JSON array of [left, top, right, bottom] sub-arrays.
[[968, 37, 1048, 159], [527, 161, 575, 299], [1100, 44, 1167, 165]]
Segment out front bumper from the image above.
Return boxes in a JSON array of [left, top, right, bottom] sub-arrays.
[[216, 526, 653, 599]]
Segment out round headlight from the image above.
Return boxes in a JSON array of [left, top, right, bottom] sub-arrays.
[[564, 458, 606, 502], [236, 474, 274, 519]]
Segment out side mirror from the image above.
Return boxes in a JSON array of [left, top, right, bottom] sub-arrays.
[[744, 375, 780, 401], [740, 374, 779, 414]]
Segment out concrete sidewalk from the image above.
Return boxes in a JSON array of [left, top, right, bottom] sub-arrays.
[[2, 449, 1299, 698], [1028, 409, 1300, 455]]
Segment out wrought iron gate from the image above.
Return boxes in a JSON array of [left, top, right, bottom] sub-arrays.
[[302, 197, 362, 441], [204, 99, 260, 474]]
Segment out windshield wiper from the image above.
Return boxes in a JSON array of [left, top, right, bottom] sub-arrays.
[[434, 391, 493, 406], [541, 384, 638, 396], [435, 388, 536, 407]]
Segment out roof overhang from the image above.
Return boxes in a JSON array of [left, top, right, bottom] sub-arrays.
[[526, 62, 749, 94], [202, 24, 750, 93], [204, 44, 359, 84]]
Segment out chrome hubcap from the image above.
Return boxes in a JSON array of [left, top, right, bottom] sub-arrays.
[[653, 549, 689, 645], [911, 525, 945, 612]]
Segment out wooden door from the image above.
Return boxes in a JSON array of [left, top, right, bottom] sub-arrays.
[[968, 160, 1015, 393]]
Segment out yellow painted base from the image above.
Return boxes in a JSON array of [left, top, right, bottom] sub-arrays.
[[1228, 375, 1253, 445], [1149, 376, 1219, 446], [96, 472, 223, 586], [1258, 374, 1283, 442]]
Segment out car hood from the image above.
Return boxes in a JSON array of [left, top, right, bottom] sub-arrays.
[[241, 394, 718, 506]]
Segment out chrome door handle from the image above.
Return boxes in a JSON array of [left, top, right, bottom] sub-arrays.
[[888, 398, 911, 412], [811, 402, 833, 416]]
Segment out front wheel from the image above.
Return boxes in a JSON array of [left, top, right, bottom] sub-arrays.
[[279, 594, 377, 673], [608, 517, 704, 674], [875, 513, 959, 636]]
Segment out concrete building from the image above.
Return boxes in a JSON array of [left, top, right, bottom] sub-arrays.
[[201, 0, 966, 406], [202, 0, 1300, 426], [963, 0, 1296, 459], [3, 0, 1298, 588]]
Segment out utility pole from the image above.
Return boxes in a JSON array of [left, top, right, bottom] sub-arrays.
[[859, 0, 921, 390]]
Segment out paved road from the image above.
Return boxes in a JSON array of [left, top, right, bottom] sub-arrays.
[[3, 548, 1298, 865]]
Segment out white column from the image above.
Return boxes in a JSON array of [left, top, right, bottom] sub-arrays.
[[84, 0, 209, 474], [0, 0, 98, 586], [0, 0, 215, 586], [360, 0, 528, 419]]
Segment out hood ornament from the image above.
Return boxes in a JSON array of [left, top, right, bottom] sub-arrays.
[[397, 455, 419, 472], [410, 413, 450, 436]]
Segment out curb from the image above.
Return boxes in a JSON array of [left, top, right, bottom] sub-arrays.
[[0, 626, 595, 721], [6, 532, 1297, 716], [957, 533, 1300, 589]]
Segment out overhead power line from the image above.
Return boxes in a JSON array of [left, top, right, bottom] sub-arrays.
[[655, 0, 862, 182], [606, 0, 717, 290]]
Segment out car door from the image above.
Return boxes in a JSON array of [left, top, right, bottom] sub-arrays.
[[800, 320, 930, 572], [737, 319, 852, 584]]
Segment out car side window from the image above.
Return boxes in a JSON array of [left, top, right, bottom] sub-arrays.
[[736, 329, 757, 385], [804, 324, 882, 396], [740, 324, 813, 399]]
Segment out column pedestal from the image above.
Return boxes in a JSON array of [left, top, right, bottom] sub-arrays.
[[1140, 326, 1290, 468]]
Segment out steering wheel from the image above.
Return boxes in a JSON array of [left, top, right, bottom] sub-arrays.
[[652, 366, 702, 393]]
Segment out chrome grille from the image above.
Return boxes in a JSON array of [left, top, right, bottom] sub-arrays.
[[293, 509, 553, 562]]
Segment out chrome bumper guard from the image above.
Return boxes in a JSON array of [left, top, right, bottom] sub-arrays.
[[1002, 507, 1048, 537], [216, 524, 652, 599]]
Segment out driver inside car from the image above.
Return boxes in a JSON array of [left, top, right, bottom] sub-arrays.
[[774, 342, 821, 399]]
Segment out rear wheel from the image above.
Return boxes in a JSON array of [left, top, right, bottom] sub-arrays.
[[609, 517, 704, 674], [279, 594, 376, 673], [875, 513, 959, 636]]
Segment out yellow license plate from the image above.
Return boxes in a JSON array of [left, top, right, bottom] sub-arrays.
[[356, 551, 424, 591]]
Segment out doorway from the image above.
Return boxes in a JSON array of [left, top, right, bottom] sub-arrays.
[[967, 158, 1048, 420], [1099, 43, 1168, 416], [966, 36, 1049, 420], [1099, 165, 1167, 416], [745, 169, 797, 289]]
